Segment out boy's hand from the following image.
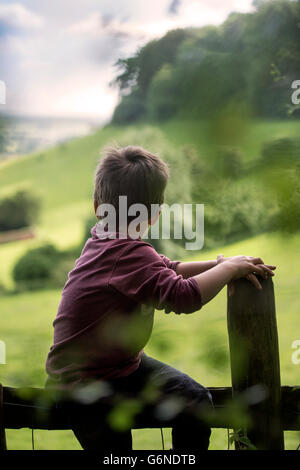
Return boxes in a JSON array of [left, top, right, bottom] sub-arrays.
[[216, 254, 276, 296]]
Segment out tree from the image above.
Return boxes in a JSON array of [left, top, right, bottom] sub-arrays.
[[0, 190, 40, 232]]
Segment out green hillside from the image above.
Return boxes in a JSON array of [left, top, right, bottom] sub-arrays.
[[0, 118, 299, 288], [0, 119, 299, 449]]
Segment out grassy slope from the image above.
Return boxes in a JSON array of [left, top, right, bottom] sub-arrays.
[[159, 118, 300, 160], [0, 126, 122, 287], [1, 232, 299, 449], [1, 119, 299, 287], [0, 119, 299, 449]]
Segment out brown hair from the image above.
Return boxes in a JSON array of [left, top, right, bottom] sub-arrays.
[[94, 146, 169, 216]]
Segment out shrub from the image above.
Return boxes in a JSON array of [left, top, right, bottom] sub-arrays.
[[271, 164, 300, 233], [203, 183, 274, 248], [13, 244, 62, 290], [260, 139, 300, 233], [261, 138, 300, 165], [216, 146, 243, 178], [0, 190, 40, 232]]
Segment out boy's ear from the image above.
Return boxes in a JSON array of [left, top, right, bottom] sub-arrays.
[[94, 200, 99, 219], [148, 207, 161, 226]]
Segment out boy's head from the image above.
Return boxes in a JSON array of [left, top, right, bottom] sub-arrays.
[[94, 146, 169, 225]]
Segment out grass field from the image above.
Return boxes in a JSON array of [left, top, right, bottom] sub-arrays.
[[0, 119, 299, 449], [0, 232, 299, 449]]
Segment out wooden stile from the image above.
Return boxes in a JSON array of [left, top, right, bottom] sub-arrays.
[[227, 276, 284, 450], [0, 384, 7, 450]]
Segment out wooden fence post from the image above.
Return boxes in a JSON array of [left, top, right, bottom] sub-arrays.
[[0, 384, 7, 450], [227, 277, 284, 450]]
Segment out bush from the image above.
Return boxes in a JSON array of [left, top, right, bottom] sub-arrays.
[[13, 244, 63, 290], [215, 146, 243, 178], [203, 183, 274, 248], [0, 190, 40, 232], [270, 163, 300, 233], [261, 138, 300, 165], [260, 139, 300, 233]]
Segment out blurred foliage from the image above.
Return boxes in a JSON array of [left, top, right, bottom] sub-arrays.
[[215, 147, 244, 178], [108, 399, 143, 432], [229, 429, 257, 450], [261, 137, 300, 164], [112, 0, 300, 124], [0, 189, 40, 232], [258, 137, 300, 233]]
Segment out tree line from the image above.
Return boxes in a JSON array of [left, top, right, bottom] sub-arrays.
[[112, 0, 300, 124]]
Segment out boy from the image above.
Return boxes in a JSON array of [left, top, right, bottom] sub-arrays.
[[45, 145, 276, 451]]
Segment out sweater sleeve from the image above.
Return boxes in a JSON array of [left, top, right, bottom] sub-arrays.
[[108, 241, 202, 314], [159, 254, 181, 272]]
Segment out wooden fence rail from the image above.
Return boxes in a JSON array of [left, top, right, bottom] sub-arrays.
[[0, 277, 299, 450]]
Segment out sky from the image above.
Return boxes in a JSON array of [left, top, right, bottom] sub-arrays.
[[0, 0, 254, 120]]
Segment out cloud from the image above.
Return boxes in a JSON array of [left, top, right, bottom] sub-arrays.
[[0, 3, 44, 36], [1, 0, 254, 118]]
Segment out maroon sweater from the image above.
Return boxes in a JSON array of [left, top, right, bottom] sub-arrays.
[[45, 224, 202, 389]]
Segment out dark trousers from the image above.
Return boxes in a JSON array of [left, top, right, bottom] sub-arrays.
[[71, 353, 213, 451]]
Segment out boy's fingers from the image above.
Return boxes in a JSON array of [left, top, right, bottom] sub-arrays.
[[249, 263, 265, 277], [217, 254, 225, 265], [249, 258, 276, 271], [257, 265, 275, 277], [246, 273, 262, 290], [249, 257, 264, 265]]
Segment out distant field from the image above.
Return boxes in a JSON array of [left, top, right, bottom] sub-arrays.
[[0, 232, 299, 449]]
